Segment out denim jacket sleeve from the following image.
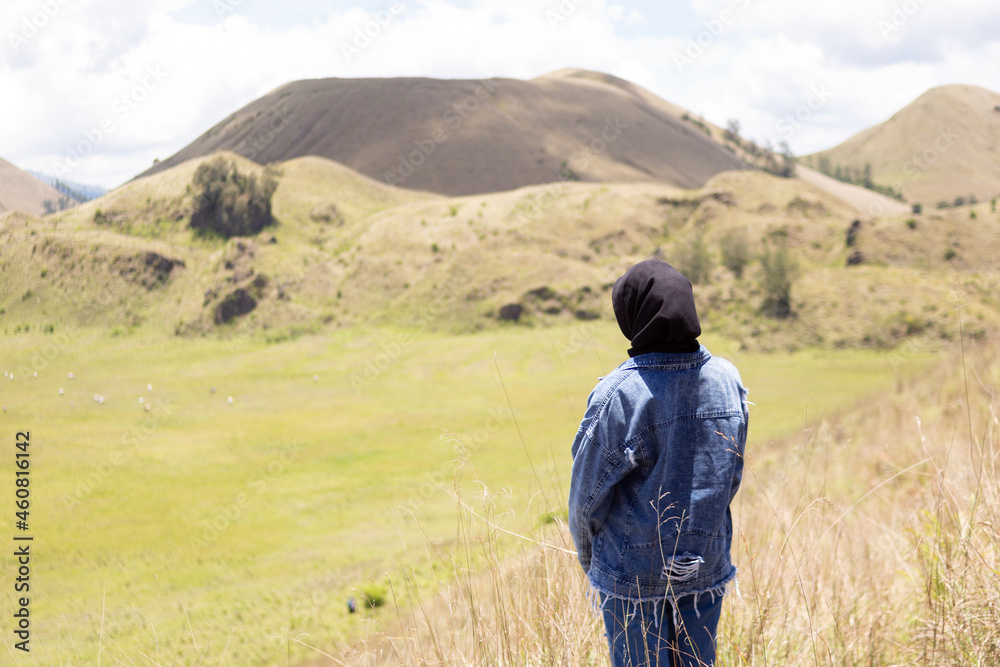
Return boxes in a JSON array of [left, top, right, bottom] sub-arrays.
[[568, 390, 631, 572]]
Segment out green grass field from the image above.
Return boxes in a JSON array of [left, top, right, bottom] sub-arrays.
[[0, 323, 933, 665]]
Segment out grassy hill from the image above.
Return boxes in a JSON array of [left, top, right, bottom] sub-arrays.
[[5, 150, 998, 353], [804, 84, 1000, 208], [134, 70, 748, 196], [0, 155, 73, 216]]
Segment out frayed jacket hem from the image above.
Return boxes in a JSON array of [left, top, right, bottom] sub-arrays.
[[586, 568, 736, 631]]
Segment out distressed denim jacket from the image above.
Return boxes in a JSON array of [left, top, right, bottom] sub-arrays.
[[568, 346, 748, 604]]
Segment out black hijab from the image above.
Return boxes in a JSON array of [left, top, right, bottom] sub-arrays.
[[612, 260, 701, 357]]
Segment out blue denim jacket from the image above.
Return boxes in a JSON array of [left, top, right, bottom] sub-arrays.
[[568, 346, 748, 603]]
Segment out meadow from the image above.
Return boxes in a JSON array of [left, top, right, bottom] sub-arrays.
[[330, 332, 999, 667], [0, 321, 932, 665]]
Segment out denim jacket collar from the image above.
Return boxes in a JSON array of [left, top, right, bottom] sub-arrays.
[[614, 345, 711, 372]]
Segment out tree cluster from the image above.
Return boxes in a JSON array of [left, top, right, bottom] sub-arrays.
[[190, 157, 280, 238]]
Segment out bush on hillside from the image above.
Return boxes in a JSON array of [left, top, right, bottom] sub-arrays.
[[759, 140, 796, 178], [675, 234, 713, 285], [190, 157, 279, 238], [720, 228, 750, 278], [760, 240, 798, 319], [360, 583, 387, 608]]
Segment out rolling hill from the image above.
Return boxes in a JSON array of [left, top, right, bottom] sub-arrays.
[[4, 69, 999, 667], [0, 155, 72, 216], [805, 84, 1000, 207], [3, 149, 996, 351], [135, 70, 748, 196]]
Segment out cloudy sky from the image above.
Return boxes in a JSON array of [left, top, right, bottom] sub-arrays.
[[2, 0, 998, 189]]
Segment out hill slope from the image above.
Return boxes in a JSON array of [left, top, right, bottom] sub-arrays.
[[0, 155, 71, 216], [135, 70, 747, 196], [29, 171, 108, 203], [805, 84, 1000, 206], [795, 164, 910, 216], [6, 150, 997, 351]]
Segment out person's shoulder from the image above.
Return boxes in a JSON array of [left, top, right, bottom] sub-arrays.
[[702, 350, 744, 384], [586, 362, 638, 407], [592, 364, 633, 393], [574, 365, 634, 440]]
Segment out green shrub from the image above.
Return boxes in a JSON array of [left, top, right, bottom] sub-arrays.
[[720, 228, 750, 278], [360, 584, 387, 608], [760, 240, 798, 319], [189, 157, 279, 238], [675, 234, 712, 285]]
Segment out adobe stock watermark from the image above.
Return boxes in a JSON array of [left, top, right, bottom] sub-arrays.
[[776, 84, 833, 140], [758, 430, 824, 496], [674, 0, 753, 72], [12, 329, 72, 383], [887, 335, 931, 377], [235, 105, 294, 161], [7, 0, 72, 53], [512, 115, 629, 224], [340, 1, 405, 64], [546, 0, 585, 30], [214, 0, 243, 22], [50, 65, 168, 178], [865, 126, 960, 218], [901, 127, 960, 177], [382, 78, 499, 187], [402, 407, 510, 514], [350, 280, 463, 393], [878, 0, 929, 39], [61, 398, 176, 511], [567, 115, 629, 174], [188, 440, 304, 550], [554, 315, 611, 362], [286, 569, 352, 628]]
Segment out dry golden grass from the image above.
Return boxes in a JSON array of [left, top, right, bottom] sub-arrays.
[[7, 150, 1000, 352], [807, 84, 1000, 206], [319, 331, 999, 666]]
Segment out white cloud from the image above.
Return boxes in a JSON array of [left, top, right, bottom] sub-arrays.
[[665, 0, 1000, 154], [1, 0, 997, 186], [607, 3, 644, 24]]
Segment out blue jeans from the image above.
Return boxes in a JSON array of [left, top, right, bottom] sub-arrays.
[[601, 592, 723, 667]]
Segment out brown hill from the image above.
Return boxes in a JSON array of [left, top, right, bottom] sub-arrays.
[[805, 84, 1000, 207], [0, 155, 67, 216], [136, 70, 747, 196], [10, 150, 996, 351]]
